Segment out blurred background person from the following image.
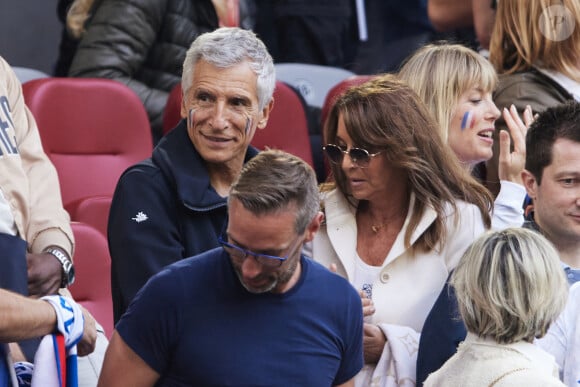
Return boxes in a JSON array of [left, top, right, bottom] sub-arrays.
[[486, 0, 580, 196]]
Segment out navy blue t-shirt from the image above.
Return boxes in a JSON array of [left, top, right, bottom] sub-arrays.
[[117, 248, 363, 386]]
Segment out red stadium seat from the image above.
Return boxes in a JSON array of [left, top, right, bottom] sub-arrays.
[[320, 75, 374, 134], [254, 81, 314, 168], [22, 78, 153, 217], [162, 82, 183, 135], [68, 222, 114, 338], [74, 195, 112, 238]]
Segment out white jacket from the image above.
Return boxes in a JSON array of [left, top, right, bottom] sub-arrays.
[[425, 333, 564, 387], [309, 189, 487, 386], [536, 282, 580, 386]]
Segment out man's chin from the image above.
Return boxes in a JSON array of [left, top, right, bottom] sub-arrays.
[[241, 280, 277, 294]]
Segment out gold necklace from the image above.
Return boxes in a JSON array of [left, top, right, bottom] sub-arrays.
[[358, 202, 407, 234], [371, 223, 388, 233]]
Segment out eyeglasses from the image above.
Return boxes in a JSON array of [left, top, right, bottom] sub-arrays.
[[218, 234, 302, 268], [323, 144, 381, 168]]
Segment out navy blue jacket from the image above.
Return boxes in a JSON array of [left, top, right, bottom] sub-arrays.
[[108, 120, 258, 323], [415, 275, 466, 386]]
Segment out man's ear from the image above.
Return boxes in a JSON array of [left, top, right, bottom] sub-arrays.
[[521, 169, 538, 199], [257, 98, 274, 129], [180, 88, 188, 120], [303, 212, 324, 243]]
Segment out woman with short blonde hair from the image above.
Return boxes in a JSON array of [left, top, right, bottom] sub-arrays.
[[424, 228, 568, 386]]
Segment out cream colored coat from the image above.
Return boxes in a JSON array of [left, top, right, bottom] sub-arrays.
[[309, 189, 486, 386], [311, 189, 487, 333], [425, 333, 564, 387]]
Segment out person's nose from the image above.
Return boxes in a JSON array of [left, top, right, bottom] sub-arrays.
[[241, 254, 262, 279], [341, 150, 356, 170], [209, 101, 229, 130], [486, 100, 501, 121]]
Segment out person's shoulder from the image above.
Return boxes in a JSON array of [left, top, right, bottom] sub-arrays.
[[122, 157, 157, 176], [495, 369, 564, 387], [0, 57, 20, 93], [304, 257, 358, 295], [166, 247, 225, 274], [443, 199, 482, 218], [144, 248, 224, 290], [0, 56, 10, 72], [495, 70, 570, 107], [570, 281, 580, 295], [114, 157, 163, 190], [496, 70, 550, 92]]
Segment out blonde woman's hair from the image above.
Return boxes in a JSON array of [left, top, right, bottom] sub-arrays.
[[452, 228, 568, 344], [489, 0, 580, 80], [399, 43, 498, 143], [66, 0, 97, 39]]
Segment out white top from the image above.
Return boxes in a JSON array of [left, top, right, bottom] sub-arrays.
[[492, 180, 526, 230], [536, 282, 580, 386], [312, 190, 486, 332], [352, 253, 382, 300]]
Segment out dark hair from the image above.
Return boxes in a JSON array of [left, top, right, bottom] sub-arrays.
[[228, 149, 319, 234], [525, 101, 580, 184]]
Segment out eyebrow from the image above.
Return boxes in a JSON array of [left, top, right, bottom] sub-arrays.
[[194, 87, 252, 102], [554, 171, 580, 178]]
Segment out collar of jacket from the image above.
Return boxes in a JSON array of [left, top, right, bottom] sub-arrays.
[[151, 119, 259, 211], [322, 189, 438, 277]]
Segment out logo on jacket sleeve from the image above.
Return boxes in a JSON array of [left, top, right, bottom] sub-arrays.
[[132, 211, 148, 223]]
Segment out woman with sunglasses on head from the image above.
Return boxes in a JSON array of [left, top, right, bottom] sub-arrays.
[[309, 74, 492, 387]]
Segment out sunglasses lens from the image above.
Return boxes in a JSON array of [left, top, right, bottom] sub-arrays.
[[324, 145, 344, 164], [350, 148, 370, 166]]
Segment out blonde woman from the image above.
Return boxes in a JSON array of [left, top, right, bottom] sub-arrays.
[[399, 42, 533, 230], [424, 228, 568, 386]]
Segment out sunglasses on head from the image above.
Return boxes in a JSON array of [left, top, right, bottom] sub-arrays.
[[323, 144, 381, 168]]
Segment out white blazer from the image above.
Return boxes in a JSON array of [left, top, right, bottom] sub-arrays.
[[311, 189, 487, 333]]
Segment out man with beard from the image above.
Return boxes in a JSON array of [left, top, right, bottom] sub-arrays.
[[98, 150, 364, 386]]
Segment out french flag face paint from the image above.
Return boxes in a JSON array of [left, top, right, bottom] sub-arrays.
[[461, 111, 475, 131], [188, 108, 196, 128], [244, 117, 252, 135]]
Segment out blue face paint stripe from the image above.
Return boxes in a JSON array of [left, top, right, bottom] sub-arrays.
[[188, 108, 196, 127], [461, 111, 472, 131], [245, 118, 252, 135]]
